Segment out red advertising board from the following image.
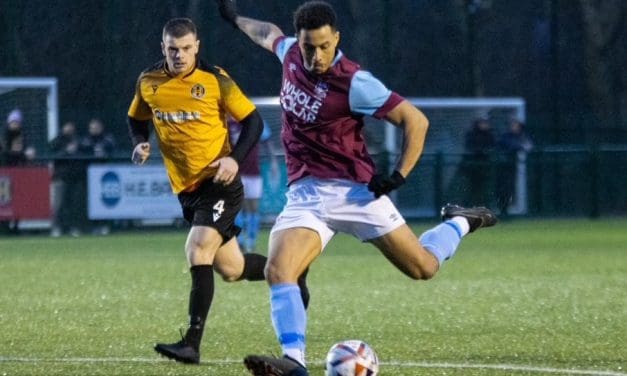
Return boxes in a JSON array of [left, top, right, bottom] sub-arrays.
[[0, 167, 51, 220]]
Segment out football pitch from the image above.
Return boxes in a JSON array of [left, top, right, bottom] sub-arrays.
[[1, 219, 625, 376]]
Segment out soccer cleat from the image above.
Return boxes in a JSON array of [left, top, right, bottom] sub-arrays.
[[441, 204, 497, 233], [154, 338, 200, 364], [244, 354, 308, 376]]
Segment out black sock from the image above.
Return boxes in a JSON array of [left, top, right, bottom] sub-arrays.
[[298, 267, 310, 310], [240, 253, 310, 309], [240, 253, 267, 281], [185, 265, 214, 349]]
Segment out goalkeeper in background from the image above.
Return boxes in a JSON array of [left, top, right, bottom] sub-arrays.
[[216, 1, 498, 375], [126, 17, 308, 365]]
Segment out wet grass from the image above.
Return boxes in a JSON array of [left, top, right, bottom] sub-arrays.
[[1, 218, 625, 375]]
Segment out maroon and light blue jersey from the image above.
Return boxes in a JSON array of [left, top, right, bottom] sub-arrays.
[[228, 119, 272, 175], [273, 36, 404, 185]]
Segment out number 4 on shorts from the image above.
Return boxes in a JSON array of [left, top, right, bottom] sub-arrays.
[[213, 200, 225, 222]]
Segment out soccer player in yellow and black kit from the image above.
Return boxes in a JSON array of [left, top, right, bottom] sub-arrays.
[[127, 18, 309, 365]]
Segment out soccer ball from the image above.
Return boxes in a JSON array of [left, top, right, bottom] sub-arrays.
[[324, 340, 379, 376]]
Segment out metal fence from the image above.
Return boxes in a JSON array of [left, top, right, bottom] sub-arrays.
[[1, 146, 624, 236], [395, 146, 627, 219]]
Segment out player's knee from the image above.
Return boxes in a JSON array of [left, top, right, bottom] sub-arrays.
[[264, 261, 292, 284], [185, 241, 204, 260], [214, 263, 243, 282], [220, 273, 240, 283], [264, 262, 279, 283]]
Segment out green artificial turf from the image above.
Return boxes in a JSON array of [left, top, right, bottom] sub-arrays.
[[1, 219, 625, 375]]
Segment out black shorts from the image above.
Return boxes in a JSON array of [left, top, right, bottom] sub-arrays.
[[177, 176, 244, 242]]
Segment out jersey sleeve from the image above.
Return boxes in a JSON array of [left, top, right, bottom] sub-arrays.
[[218, 71, 256, 122], [273, 36, 298, 64], [127, 75, 153, 121], [349, 70, 404, 119]]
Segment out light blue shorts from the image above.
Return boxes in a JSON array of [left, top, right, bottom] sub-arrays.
[[270, 177, 406, 250]]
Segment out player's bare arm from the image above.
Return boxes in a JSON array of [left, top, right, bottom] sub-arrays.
[[236, 17, 284, 52], [215, 0, 283, 52], [369, 100, 428, 198], [384, 100, 429, 178]]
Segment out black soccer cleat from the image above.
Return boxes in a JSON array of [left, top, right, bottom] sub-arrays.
[[244, 354, 308, 376], [441, 204, 497, 233], [154, 338, 200, 364]]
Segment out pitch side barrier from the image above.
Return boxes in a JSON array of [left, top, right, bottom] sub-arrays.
[[6, 144, 626, 233], [82, 144, 627, 220]]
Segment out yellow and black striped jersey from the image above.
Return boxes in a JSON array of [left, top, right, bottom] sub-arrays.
[[128, 60, 256, 194]]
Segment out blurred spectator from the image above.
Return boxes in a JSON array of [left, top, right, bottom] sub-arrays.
[[461, 117, 496, 206], [2, 109, 37, 166], [80, 118, 116, 235], [49, 121, 84, 237], [228, 117, 279, 252], [80, 118, 115, 159], [0, 109, 37, 234], [496, 118, 533, 216]]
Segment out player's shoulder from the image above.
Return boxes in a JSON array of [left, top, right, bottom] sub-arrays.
[[197, 60, 231, 80], [335, 53, 361, 76], [143, 60, 165, 73], [137, 60, 166, 81], [196, 60, 240, 94]]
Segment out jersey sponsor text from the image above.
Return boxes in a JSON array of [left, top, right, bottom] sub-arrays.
[[280, 79, 322, 123], [154, 109, 201, 124]]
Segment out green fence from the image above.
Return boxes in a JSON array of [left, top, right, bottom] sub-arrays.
[[393, 147, 627, 219], [3, 147, 624, 230]]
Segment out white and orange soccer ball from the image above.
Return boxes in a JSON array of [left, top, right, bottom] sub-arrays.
[[324, 340, 379, 376]]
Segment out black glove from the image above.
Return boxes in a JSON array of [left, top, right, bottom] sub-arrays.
[[368, 170, 406, 198], [216, 0, 238, 28]]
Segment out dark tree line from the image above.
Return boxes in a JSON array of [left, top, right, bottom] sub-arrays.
[[1, 0, 625, 148]]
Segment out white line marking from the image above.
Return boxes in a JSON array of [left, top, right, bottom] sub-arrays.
[[0, 357, 624, 376], [383, 360, 626, 376]]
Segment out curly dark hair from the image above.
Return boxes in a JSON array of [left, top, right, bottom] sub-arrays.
[[163, 18, 197, 39], [293, 1, 337, 32]]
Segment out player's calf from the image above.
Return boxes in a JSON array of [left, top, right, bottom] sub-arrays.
[[418, 204, 497, 267]]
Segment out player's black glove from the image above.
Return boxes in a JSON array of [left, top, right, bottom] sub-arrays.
[[368, 170, 406, 198], [216, 0, 238, 28]]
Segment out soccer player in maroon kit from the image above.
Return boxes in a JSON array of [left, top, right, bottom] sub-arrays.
[[217, 1, 497, 375]]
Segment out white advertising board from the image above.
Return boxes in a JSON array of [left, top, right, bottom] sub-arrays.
[[88, 164, 181, 220]]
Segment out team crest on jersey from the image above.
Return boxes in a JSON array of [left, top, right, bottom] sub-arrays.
[[191, 84, 205, 99], [0, 176, 12, 206], [314, 81, 329, 100]]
